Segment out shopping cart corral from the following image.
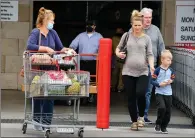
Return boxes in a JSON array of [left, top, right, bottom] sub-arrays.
[[22, 51, 90, 138], [168, 46, 195, 126]]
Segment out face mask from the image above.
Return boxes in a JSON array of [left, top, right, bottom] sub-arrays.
[[86, 26, 93, 32], [47, 22, 54, 30]]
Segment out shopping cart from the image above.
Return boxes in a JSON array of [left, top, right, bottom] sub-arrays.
[[168, 46, 195, 126], [21, 51, 90, 138], [79, 54, 99, 103]]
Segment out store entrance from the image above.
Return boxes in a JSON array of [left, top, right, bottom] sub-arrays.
[[33, 1, 162, 44], [33, 1, 162, 114]]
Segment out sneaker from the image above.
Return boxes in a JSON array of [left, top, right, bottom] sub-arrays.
[[130, 122, 138, 131], [117, 88, 123, 93], [161, 128, 168, 134], [137, 117, 145, 127], [32, 120, 43, 131], [144, 118, 152, 124], [154, 125, 161, 132], [118, 90, 122, 93]]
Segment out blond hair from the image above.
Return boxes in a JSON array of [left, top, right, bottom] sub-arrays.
[[130, 10, 143, 23], [36, 7, 55, 28], [161, 50, 173, 59]]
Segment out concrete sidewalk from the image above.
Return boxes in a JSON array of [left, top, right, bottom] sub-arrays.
[[1, 123, 195, 137]]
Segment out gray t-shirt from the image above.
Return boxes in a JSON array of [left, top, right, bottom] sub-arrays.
[[117, 32, 154, 77], [144, 24, 165, 66]]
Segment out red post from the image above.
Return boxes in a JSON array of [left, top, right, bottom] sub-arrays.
[[96, 38, 112, 129]]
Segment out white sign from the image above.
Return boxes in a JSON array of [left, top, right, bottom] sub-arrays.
[[175, 0, 195, 45], [56, 128, 74, 133], [1, 0, 18, 21]]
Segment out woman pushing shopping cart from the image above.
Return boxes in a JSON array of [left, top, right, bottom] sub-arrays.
[[21, 7, 89, 138]]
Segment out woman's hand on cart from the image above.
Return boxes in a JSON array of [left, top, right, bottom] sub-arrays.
[[61, 48, 77, 55], [45, 47, 55, 54]]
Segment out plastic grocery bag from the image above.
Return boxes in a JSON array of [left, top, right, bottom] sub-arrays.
[[30, 54, 54, 64], [40, 70, 72, 85]]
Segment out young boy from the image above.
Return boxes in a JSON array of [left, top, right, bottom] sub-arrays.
[[151, 50, 175, 134]]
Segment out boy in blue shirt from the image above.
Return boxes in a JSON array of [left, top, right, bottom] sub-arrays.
[[151, 50, 175, 134]]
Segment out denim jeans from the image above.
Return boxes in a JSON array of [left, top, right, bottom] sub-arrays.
[[33, 99, 54, 125], [144, 69, 153, 119]]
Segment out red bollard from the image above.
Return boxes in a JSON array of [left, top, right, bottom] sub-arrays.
[[96, 38, 112, 129]]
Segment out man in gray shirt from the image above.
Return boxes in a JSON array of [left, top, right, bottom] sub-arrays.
[[129, 8, 165, 123], [141, 8, 165, 123]]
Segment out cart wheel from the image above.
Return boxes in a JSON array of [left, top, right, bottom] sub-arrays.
[[22, 123, 27, 134], [78, 129, 84, 138], [44, 130, 50, 138]]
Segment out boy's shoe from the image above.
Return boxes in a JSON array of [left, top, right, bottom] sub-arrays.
[[137, 117, 145, 127], [144, 118, 152, 124], [130, 122, 138, 131], [154, 125, 161, 132], [161, 128, 168, 134]]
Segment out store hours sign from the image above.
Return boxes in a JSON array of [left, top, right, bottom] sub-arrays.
[[175, 0, 195, 46], [1, 0, 18, 21]]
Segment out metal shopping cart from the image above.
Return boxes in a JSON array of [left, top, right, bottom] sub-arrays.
[[21, 51, 90, 138]]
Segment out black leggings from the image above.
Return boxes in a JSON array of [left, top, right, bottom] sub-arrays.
[[123, 75, 148, 122]]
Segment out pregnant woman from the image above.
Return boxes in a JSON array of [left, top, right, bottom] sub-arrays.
[[115, 10, 154, 130]]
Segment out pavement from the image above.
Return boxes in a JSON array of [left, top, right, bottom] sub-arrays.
[[1, 123, 195, 137], [1, 90, 195, 137]]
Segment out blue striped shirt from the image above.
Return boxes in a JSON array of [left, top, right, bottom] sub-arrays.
[[69, 32, 103, 60]]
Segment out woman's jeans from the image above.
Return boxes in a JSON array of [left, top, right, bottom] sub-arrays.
[[33, 99, 54, 125], [32, 66, 55, 125]]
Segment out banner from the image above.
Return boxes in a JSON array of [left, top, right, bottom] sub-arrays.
[[175, 0, 195, 46]]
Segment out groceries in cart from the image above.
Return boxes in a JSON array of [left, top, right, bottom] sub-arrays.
[[28, 70, 89, 97], [29, 52, 76, 66], [53, 54, 75, 65], [41, 70, 72, 85], [30, 54, 55, 64]]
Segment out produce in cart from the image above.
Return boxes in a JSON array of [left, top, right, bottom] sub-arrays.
[[66, 73, 80, 95], [47, 85, 66, 95], [30, 75, 41, 96], [66, 79, 81, 95]]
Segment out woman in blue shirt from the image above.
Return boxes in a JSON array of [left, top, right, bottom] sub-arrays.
[[27, 7, 76, 131]]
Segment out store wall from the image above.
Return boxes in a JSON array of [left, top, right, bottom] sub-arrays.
[[1, 0, 31, 90], [0, 0, 176, 90], [161, 0, 176, 46]]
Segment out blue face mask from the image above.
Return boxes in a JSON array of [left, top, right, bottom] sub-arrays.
[[47, 22, 53, 30]]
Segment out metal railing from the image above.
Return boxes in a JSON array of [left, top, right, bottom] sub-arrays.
[[168, 46, 195, 126]]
